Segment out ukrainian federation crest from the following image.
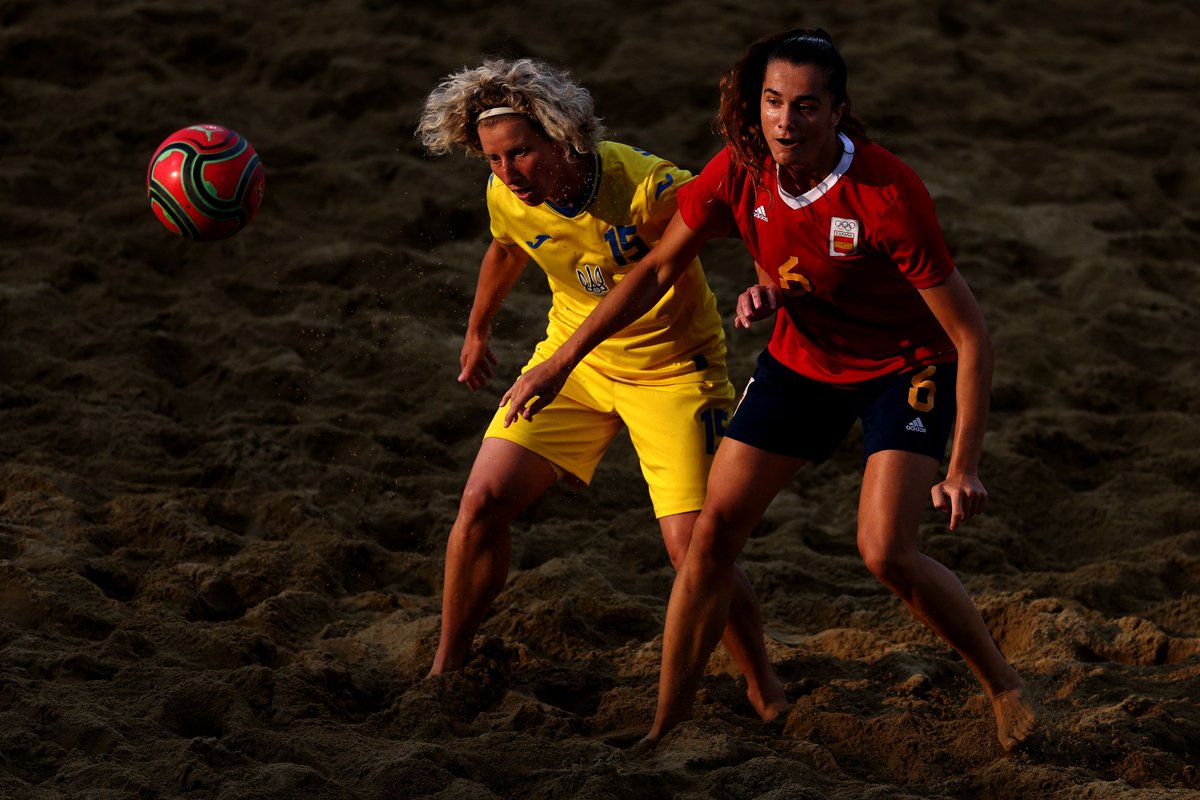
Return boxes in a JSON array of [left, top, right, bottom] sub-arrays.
[[829, 217, 859, 256], [576, 264, 610, 296]]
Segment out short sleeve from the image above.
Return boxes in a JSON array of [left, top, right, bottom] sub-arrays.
[[643, 159, 693, 228], [874, 167, 956, 289], [676, 146, 739, 238], [485, 174, 516, 245]]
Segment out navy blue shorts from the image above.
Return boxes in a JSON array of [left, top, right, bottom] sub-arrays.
[[725, 350, 957, 463]]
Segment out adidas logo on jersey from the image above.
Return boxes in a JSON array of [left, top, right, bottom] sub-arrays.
[[753, 205, 769, 222], [906, 417, 927, 433]]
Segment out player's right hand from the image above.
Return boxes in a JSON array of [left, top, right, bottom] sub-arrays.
[[734, 284, 781, 329], [459, 330, 498, 391]]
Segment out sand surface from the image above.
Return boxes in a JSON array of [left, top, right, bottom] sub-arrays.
[[2, 1, 1199, 797]]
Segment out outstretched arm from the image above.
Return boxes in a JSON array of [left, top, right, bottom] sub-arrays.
[[919, 269, 994, 530], [500, 211, 708, 424], [459, 239, 530, 390]]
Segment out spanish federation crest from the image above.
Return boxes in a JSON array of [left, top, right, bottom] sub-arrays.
[[829, 217, 859, 256]]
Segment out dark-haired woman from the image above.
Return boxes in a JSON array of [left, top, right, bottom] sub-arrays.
[[500, 29, 1036, 752]]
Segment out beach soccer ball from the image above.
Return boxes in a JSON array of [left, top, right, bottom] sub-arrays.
[[147, 124, 265, 240]]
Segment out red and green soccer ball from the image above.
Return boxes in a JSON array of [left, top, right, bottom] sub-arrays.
[[147, 124, 265, 240]]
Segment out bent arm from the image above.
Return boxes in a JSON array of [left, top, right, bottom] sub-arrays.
[[919, 269, 994, 528], [733, 262, 782, 329], [500, 211, 709, 423], [460, 239, 530, 389], [560, 212, 706, 366]]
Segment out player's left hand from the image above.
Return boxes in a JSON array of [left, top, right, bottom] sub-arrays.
[[734, 284, 782, 329], [500, 354, 572, 426], [931, 471, 988, 531]]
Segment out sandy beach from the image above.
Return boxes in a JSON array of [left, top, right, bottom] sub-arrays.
[[1, 0, 1198, 797]]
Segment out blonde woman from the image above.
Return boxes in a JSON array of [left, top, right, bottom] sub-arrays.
[[416, 57, 786, 723]]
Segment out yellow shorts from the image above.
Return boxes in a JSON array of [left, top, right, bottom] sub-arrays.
[[484, 343, 734, 519]]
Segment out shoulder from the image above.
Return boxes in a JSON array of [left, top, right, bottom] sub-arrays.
[[602, 141, 690, 180], [601, 140, 654, 169], [687, 145, 743, 187], [684, 145, 761, 205], [485, 171, 502, 201], [485, 171, 512, 206], [485, 171, 506, 196], [700, 144, 738, 175], [485, 171, 532, 225], [851, 139, 928, 191]]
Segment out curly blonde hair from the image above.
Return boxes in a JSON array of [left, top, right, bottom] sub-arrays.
[[417, 57, 606, 158]]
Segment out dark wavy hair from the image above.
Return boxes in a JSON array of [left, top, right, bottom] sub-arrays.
[[716, 28, 868, 178]]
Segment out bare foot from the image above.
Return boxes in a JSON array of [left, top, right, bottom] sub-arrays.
[[747, 668, 788, 721], [759, 698, 790, 724], [426, 661, 461, 677], [991, 684, 1036, 752], [630, 735, 659, 755]]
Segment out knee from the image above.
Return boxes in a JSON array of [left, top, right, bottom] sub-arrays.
[[688, 512, 746, 570], [660, 526, 691, 571], [455, 482, 517, 536], [858, 536, 918, 591], [663, 543, 687, 572]]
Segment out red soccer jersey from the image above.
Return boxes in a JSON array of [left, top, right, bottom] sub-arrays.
[[678, 134, 957, 384]]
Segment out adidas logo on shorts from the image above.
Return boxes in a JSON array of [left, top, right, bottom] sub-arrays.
[[906, 417, 927, 433]]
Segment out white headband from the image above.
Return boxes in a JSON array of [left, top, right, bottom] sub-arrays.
[[477, 106, 521, 121]]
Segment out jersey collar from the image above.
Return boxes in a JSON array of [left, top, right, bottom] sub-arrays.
[[775, 132, 855, 210], [546, 151, 601, 218]]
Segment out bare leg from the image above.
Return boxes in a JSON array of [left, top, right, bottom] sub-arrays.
[[659, 512, 787, 722], [644, 441, 806, 744], [428, 438, 557, 675], [856, 450, 1036, 751]]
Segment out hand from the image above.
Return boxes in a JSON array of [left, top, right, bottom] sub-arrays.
[[499, 354, 572, 426], [931, 471, 988, 531], [458, 330, 498, 391], [734, 284, 782, 329]]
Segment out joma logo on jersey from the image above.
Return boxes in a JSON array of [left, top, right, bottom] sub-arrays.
[[829, 217, 860, 256], [576, 265, 610, 296]]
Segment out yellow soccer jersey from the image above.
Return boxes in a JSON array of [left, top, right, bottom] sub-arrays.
[[487, 141, 725, 384]]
